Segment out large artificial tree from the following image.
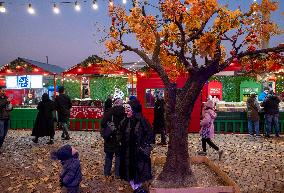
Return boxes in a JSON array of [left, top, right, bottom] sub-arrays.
[[103, 0, 284, 181]]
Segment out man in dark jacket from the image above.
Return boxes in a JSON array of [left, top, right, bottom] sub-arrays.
[[55, 86, 72, 140], [153, 94, 166, 145], [104, 94, 113, 113], [246, 93, 260, 137], [261, 92, 280, 137], [0, 87, 13, 148], [101, 98, 125, 179]]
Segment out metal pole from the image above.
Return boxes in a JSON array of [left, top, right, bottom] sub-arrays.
[[131, 72, 134, 95], [53, 74, 56, 98]]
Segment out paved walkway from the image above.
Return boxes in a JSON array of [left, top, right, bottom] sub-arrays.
[[0, 130, 283, 193]]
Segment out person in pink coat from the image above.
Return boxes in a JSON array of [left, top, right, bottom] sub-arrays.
[[198, 100, 223, 160]]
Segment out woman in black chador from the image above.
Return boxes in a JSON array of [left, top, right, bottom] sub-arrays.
[[119, 100, 154, 193], [153, 94, 166, 145], [32, 93, 56, 144]]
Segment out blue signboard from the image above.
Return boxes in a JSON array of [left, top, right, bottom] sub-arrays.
[[18, 75, 30, 88]]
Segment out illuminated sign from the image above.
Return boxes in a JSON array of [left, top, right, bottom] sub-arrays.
[[5, 75, 43, 89]]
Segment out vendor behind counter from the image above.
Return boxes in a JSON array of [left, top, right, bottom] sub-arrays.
[[24, 93, 39, 106]]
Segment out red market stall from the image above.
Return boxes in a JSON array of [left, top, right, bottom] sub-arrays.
[[63, 55, 131, 131], [0, 57, 64, 106], [136, 71, 202, 133], [0, 58, 64, 130]]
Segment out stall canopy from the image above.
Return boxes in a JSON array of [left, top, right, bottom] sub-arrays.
[[63, 55, 130, 76], [0, 57, 64, 75]]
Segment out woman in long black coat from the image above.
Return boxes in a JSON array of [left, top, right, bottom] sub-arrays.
[[32, 93, 56, 144], [153, 96, 166, 145], [119, 100, 153, 193]]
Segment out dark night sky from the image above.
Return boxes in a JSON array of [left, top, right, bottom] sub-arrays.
[[0, 0, 283, 69]]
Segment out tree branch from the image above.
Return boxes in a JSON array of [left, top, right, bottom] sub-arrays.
[[120, 41, 171, 87]]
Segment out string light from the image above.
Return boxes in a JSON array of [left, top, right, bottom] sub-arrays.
[[92, 0, 98, 10], [27, 4, 35, 15], [53, 3, 60, 14], [109, 0, 114, 7], [74, 1, 81, 12], [0, 2, 6, 13], [122, 0, 127, 4]]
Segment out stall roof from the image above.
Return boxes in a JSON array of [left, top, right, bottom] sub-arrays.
[[0, 57, 65, 75], [64, 56, 131, 75], [20, 58, 65, 74]]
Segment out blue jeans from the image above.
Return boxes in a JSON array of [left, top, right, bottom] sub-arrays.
[[265, 114, 280, 136], [0, 119, 9, 148], [248, 120, 259, 136], [59, 122, 69, 138], [104, 152, 120, 177]]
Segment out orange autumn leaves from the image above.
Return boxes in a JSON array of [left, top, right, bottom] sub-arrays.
[[104, 0, 282, 80]]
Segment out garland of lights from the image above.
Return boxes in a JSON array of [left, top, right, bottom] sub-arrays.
[[80, 55, 103, 67], [0, 0, 143, 14], [8, 58, 33, 73]]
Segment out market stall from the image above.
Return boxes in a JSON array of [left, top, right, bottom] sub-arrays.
[[62, 55, 131, 131], [0, 57, 64, 129], [136, 70, 202, 133], [206, 69, 284, 134]]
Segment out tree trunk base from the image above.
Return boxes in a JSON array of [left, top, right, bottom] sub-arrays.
[[157, 164, 196, 185], [156, 168, 197, 187]]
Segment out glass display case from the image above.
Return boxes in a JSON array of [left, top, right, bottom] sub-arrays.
[[216, 101, 284, 112]]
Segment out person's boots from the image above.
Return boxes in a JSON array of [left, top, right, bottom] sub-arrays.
[[61, 133, 66, 139], [218, 150, 224, 161], [63, 133, 70, 140], [32, 137, 38, 143], [47, 138, 54, 145]]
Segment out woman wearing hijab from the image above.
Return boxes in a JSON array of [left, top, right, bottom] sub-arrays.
[[32, 93, 56, 144], [119, 100, 153, 193]]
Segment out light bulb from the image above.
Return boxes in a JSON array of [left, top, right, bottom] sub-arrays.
[[28, 4, 35, 15], [109, 0, 114, 7], [75, 1, 81, 11], [53, 4, 60, 14], [122, 0, 127, 4], [0, 3, 6, 13], [92, 0, 98, 10]]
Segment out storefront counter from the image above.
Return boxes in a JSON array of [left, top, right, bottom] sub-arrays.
[[9, 106, 104, 131], [69, 106, 103, 131], [10, 108, 38, 129], [215, 112, 284, 134]]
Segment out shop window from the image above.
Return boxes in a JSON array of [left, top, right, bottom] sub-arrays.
[[145, 88, 164, 108]]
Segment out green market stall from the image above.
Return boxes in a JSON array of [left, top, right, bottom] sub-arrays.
[[210, 75, 284, 134]]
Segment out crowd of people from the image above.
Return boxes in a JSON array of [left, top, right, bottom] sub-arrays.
[[247, 89, 281, 138], [0, 84, 282, 193]]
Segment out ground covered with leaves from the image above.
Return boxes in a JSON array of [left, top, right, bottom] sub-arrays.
[[0, 130, 283, 193]]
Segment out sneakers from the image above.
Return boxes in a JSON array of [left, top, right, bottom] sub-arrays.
[[218, 150, 224, 161], [32, 138, 38, 143], [134, 187, 147, 193], [197, 151, 207, 156]]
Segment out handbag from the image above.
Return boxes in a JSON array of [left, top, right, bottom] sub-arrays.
[[101, 116, 116, 139]]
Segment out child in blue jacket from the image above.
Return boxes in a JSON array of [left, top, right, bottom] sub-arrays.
[[51, 144, 82, 193]]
